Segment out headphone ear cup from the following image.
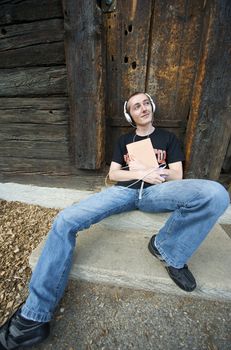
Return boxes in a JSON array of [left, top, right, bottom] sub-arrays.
[[151, 101, 156, 113], [124, 101, 136, 127], [124, 112, 132, 124]]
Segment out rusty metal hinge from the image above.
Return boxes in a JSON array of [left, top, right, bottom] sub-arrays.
[[101, 0, 117, 13]]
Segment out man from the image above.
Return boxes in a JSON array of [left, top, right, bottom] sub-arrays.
[[0, 92, 229, 349]]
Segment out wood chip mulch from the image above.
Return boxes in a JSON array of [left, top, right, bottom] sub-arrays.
[[0, 200, 59, 326]]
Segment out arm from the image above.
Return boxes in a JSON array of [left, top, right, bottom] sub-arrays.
[[109, 160, 168, 185], [163, 161, 183, 180], [109, 161, 142, 182]]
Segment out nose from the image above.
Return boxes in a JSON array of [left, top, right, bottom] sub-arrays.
[[141, 103, 147, 112]]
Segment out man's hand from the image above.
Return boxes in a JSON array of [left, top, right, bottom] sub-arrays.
[[128, 156, 168, 184], [139, 168, 168, 184]]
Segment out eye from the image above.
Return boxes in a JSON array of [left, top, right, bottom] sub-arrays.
[[144, 101, 150, 106]]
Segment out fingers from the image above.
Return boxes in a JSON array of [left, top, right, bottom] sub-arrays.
[[142, 171, 166, 184], [124, 154, 132, 164]]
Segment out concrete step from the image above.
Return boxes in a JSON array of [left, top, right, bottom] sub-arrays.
[[29, 210, 231, 301], [1, 182, 231, 301]]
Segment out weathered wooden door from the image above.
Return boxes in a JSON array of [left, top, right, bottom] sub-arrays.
[[63, 0, 230, 180], [103, 0, 205, 164]]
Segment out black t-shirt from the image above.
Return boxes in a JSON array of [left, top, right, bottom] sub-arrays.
[[112, 128, 185, 189]]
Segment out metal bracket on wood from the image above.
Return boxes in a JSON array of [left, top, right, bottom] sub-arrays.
[[101, 0, 117, 13]]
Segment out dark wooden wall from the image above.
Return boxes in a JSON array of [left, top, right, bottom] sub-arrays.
[[0, 0, 230, 184], [0, 0, 72, 175], [184, 0, 231, 179]]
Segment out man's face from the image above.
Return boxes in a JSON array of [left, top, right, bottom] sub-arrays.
[[127, 93, 153, 126]]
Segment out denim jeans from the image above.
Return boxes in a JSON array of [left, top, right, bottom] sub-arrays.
[[21, 179, 229, 322]]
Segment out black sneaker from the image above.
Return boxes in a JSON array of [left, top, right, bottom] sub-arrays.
[[0, 308, 50, 350], [148, 234, 196, 292], [165, 265, 196, 292], [148, 234, 168, 265]]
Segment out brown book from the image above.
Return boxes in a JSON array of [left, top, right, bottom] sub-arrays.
[[126, 138, 158, 168]]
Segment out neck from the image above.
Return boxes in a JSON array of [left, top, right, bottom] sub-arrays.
[[135, 125, 155, 136]]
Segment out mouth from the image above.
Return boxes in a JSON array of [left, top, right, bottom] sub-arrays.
[[141, 113, 150, 118]]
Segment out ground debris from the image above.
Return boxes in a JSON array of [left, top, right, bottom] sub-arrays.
[[0, 200, 59, 326]]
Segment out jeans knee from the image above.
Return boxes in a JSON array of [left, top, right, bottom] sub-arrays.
[[202, 181, 230, 215], [52, 207, 78, 236]]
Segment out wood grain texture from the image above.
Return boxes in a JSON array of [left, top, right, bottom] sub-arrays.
[[0, 109, 69, 124], [0, 97, 69, 110], [0, 124, 68, 142], [0, 157, 72, 174], [0, 0, 63, 25], [146, 0, 204, 124], [0, 0, 229, 180], [0, 19, 64, 51], [0, 1, 71, 175], [63, 0, 105, 169], [0, 42, 65, 68], [0, 140, 69, 159], [185, 0, 231, 179], [0, 66, 67, 96], [103, 0, 153, 162]]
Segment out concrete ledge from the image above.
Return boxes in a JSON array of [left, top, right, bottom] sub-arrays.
[[0, 182, 230, 300], [29, 211, 231, 301], [0, 182, 93, 209]]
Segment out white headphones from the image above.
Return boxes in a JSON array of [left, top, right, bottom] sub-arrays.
[[123, 93, 156, 127]]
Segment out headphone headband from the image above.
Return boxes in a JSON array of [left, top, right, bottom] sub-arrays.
[[123, 93, 156, 127]]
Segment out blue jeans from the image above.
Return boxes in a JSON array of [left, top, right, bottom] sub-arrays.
[[21, 179, 229, 322]]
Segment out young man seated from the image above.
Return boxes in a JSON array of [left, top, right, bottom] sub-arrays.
[[0, 92, 229, 350]]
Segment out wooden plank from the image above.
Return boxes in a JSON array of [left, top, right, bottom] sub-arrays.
[[0, 42, 65, 68], [63, 0, 105, 169], [0, 97, 69, 110], [146, 0, 204, 123], [185, 0, 231, 179], [0, 140, 69, 159], [0, 99, 70, 169], [0, 66, 67, 96], [103, 0, 153, 162], [0, 0, 63, 25], [0, 157, 72, 175], [0, 19, 64, 51], [0, 109, 68, 124], [104, 0, 153, 119], [0, 124, 68, 142]]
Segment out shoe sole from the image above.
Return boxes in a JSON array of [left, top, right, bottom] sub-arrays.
[[0, 311, 50, 350], [20, 332, 50, 348], [0, 329, 50, 350]]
